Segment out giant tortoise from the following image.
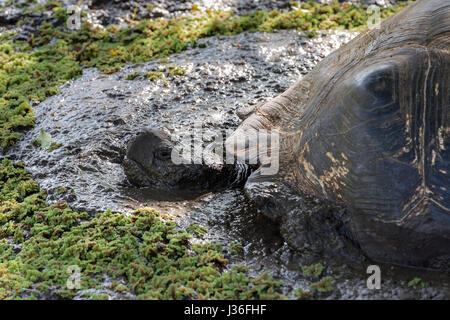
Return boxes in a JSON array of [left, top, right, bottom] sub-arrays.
[[227, 0, 450, 268], [124, 0, 449, 268]]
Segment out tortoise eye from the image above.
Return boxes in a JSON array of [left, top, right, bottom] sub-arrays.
[[157, 148, 172, 160]]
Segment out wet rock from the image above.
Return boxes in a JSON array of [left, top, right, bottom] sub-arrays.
[[0, 6, 23, 25]]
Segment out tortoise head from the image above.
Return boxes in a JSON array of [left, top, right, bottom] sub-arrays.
[[123, 129, 248, 190], [123, 129, 185, 188]]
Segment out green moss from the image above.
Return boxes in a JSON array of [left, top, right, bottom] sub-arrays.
[[114, 283, 129, 293], [302, 263, 324, 277], [305, 31, 317, 38], [13, 229, 25, 244], [0, 158, 286, 300], [186, 223, 208, 238], [407, 277, 422, 288], [146, 71, 164, 81], [125, 72, 142, 80], [229, 242, 244, 255], [145, 65, 185, 81], [190, 4, 200, 12], [294, 287, 312, 299], [48, 142, 63, 152], [92, 293, 110, 300], [310, 276, 333, 293], [55, 187, 67, 195], [0, 34, 81, 149], [146, 4, 157, 12], [0, 1, 411, 148], [168, 65, 186, 76], [31, 139, 41, 147]]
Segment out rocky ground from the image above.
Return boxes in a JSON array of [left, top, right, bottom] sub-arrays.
[[1, 0, 449, 299]]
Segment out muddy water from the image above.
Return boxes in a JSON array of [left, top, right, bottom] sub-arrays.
[[4, 29, 449, 299]]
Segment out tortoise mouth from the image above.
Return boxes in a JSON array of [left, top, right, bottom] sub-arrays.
[[124, 156, 251, 190], [123, 153, 194, 189]]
